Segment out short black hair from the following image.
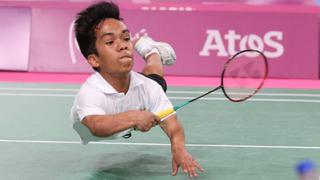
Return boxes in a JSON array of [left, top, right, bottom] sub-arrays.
[[74, 1, 122, 61]]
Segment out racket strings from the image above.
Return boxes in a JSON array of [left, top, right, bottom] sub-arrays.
[[222, 50, 267, 101]]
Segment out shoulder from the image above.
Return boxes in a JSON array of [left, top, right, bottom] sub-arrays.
[[131, 72, 166, 101], [76, 74, 105, 102], [131, 71, 162, 88]]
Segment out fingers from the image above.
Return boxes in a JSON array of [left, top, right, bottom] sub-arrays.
[[182, 164, 188, 174], [194, 160, 205, 172], [182, 158, 204, 178], [149, 115, 159, 128], [171, 160, 179, 176], [152, 116, 158, 127], [186, 160, 197, 178], [134, 111, 160, 131], [153, 114, 161, 124]]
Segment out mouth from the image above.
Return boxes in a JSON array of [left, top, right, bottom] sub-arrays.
[[119, 54, 133, 60], [119, 54, 133, 68]]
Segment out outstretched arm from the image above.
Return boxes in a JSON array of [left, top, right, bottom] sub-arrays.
[[159, 114, 204, 178]]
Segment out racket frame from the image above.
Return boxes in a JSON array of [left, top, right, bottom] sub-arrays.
[[156, 49, 269, 120], [220, 49, 269, 102]]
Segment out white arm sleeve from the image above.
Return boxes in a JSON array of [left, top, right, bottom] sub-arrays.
[[147, 81, 173, 114], [72, 87, 106, 122]]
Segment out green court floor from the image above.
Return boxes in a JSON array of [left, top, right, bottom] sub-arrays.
[[0, 82, 319, 180]]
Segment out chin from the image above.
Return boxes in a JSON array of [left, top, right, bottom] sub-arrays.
[[124, 62, 134, 71], [121, 66, 133, 73]]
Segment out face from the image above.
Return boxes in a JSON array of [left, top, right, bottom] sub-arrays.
[[88, 18, 134, 76]]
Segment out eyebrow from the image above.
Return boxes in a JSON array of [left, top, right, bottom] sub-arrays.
[[99, 29, 130, 39]]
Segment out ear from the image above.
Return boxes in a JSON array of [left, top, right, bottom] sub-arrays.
[[87, 54, 100, 69]]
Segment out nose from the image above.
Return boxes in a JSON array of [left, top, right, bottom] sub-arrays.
[[118, 40, 129, 51]]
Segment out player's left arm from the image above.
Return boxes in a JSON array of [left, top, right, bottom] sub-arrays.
[[159, 115, 204, 178]]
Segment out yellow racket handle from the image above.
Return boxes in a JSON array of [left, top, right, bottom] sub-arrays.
[[155, 107, 175, 119]]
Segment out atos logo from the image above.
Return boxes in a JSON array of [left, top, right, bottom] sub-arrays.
[[199, 30, 284, 58]]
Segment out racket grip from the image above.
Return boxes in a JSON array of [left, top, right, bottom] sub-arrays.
[[155, 107, 175, 119]]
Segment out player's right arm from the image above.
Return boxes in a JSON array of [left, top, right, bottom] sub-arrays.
[[82, 110, 160, 137], [73, 83, 159, 137]]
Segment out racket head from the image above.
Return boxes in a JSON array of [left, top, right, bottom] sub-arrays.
[[221, 49, 268, 102]]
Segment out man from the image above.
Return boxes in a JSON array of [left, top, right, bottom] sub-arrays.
[[70, 1, 204, 178]]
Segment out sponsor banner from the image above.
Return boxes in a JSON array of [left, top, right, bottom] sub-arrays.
[[0, 7, 31, 71], [28, 6, 319, 78], [28, 8, 93, 73]]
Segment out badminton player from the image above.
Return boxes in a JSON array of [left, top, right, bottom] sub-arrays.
[[70, 1, 204, 178]]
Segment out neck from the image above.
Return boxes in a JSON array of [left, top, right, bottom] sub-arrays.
[[99, 71, 131, 93]]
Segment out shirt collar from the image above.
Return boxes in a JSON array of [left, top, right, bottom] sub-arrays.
[[88, 71, 144, 94], [129, 71, 144, 90]]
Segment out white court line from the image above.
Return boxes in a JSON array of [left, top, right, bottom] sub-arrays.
[[0, 93, 75, 97], [0, 87, 78, 91], [167, 91, 320, 97], [0, 139, 319, 150], [1, 93, 320, 103], [1, 87, 320, 97]]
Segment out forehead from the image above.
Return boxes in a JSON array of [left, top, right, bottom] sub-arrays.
[[95, 18, 128, 35]]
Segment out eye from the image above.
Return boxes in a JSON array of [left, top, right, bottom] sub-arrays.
[[124, 37, 131, 41], [105, 41, 113, 45]]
